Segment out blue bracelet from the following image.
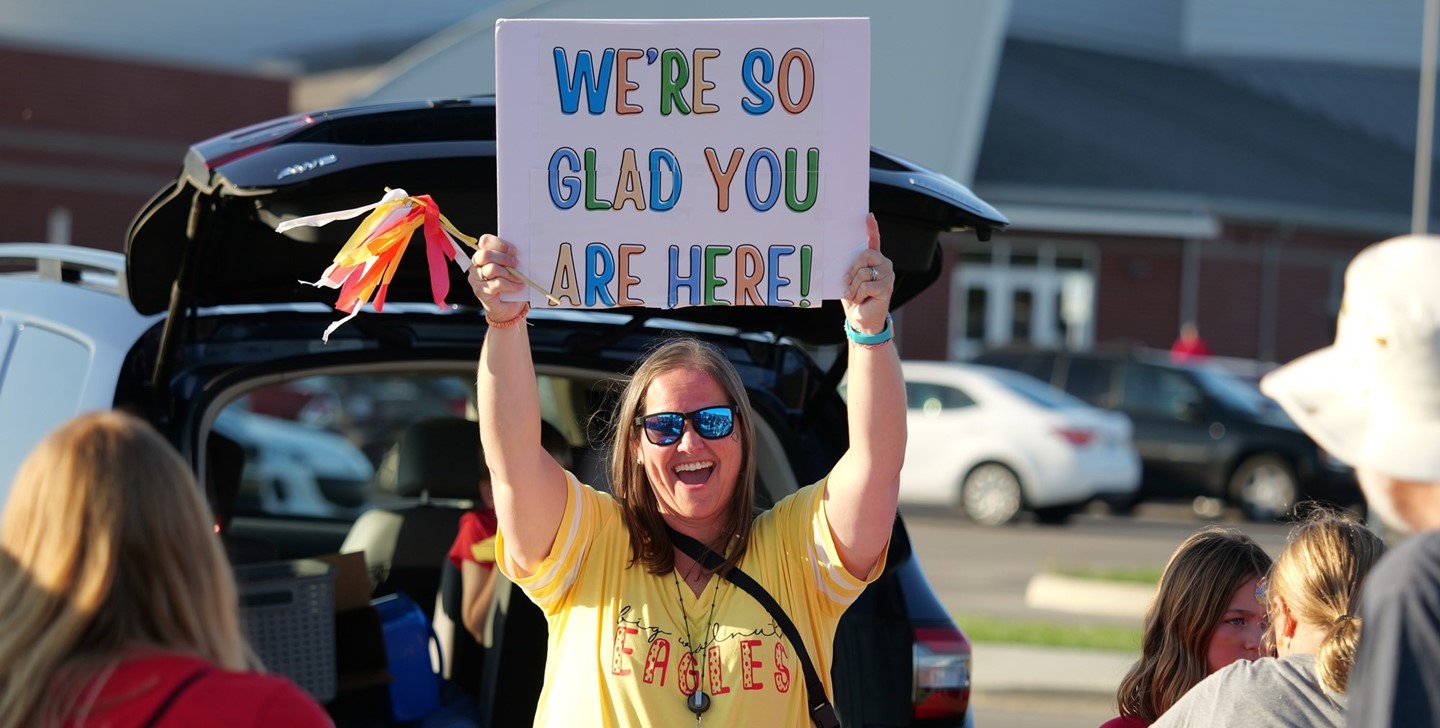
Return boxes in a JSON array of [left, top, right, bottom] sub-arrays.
[[844, 314, 893, 345]]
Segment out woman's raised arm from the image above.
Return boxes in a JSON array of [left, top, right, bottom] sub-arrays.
[[824, 214, 906, 579], [470, 235, 568, 576]]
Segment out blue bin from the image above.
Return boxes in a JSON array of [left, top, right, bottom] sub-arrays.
[[372, 593, 442, 722]]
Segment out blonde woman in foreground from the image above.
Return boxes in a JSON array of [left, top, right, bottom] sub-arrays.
[[0, 411, 331, 728], [1152, 512, 1385, 728]]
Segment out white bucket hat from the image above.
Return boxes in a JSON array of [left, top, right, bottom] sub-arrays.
[[1260, 235, 1440, 483]]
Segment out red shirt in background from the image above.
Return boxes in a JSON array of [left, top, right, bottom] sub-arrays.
[[447, 508, 499, 571]]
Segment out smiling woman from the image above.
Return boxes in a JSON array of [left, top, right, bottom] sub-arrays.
[[465, 214, 905, 728]]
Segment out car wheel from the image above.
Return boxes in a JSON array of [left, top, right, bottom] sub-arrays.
[[1231, 454, 1298, 522], [961, 463, 1023, 526]]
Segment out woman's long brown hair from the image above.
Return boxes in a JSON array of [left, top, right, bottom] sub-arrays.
[[608, 337, 758, 576]]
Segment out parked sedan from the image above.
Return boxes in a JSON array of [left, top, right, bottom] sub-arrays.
[[973, 346, 1363, 520], [900, 361, 1140, 525]]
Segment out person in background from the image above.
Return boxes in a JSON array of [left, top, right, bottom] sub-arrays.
[[1101, 526, 1273, 728], [1257, 234, 1440, 727], [1152, 512, 1385, 728], [447, 419, 573, 642], [0, 411, 331, 728], [1170, 321, 1211, 363]]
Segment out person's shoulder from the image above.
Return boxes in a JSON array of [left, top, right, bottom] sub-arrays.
[[1366, 531, 1440, 600], [190, 670, 331, 725], [1098, 716, 1149, 728]]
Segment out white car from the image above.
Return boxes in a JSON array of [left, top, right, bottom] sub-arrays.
[[213, 406, 376, 518], [900, 361, 1141, 525]]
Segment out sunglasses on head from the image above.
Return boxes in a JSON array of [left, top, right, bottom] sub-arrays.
[[634, 406, 736, 446]]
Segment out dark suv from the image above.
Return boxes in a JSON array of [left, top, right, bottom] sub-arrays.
[[973, 347, 1362, 520], [0, 96, 1007, 727]]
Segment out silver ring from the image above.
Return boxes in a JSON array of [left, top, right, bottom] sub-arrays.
[[868, 266, 879, 281]]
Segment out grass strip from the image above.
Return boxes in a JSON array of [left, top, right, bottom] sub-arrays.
[[955, 613, 1142, 653], [1046, 562, 1163, 586]]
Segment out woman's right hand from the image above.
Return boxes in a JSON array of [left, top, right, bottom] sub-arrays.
[[468, 235, 527, 322]]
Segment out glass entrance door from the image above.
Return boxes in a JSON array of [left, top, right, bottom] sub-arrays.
[[949, 242, 1095, 360]]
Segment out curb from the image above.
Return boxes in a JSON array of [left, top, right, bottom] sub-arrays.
[[970, 643, 1136, 695], [1023, 573, 1154, 620]]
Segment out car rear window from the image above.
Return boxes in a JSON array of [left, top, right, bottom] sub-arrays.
[[985, 368, 1089, 410]]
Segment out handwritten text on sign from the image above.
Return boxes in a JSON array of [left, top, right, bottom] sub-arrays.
[[495, 18, 870, 308]]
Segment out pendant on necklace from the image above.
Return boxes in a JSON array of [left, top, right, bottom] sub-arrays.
[[687, 689, 711, 716]]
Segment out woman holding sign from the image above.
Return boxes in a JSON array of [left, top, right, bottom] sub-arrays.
[[468, 213, 901, 728]]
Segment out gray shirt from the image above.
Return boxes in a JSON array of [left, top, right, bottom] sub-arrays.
[[1152, 654, 1346, 728], [1347, 530, 1440, 727]]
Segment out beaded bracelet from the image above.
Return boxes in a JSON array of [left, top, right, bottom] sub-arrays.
[[486, 302, 530, 329], [844, 313, 893, 346]]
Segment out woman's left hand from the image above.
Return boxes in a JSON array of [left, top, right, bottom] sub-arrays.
[[842, 213, 893, 334]]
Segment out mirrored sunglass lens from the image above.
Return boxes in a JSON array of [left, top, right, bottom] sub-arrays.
[[644, 414, 684, 443], [694, 408, 734, 438]]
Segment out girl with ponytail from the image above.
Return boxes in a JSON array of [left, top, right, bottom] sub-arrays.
[[1152, 512, 1385, 728]]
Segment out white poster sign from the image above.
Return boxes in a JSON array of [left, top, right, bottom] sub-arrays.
[[495, 17, 870, 309]]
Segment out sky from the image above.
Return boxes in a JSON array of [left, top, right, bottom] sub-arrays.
[[0, 0, 493, 72]]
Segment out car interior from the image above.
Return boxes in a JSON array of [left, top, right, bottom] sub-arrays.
[[198, 356, 808, 724]]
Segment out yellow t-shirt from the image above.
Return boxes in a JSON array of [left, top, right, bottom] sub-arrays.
[[495, 472, 886, 727]]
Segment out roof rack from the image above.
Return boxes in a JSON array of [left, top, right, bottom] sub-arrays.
[[0, 243, 127, 297]]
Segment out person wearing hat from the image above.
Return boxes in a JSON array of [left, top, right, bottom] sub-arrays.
[[1259, 234, 1440, 728]]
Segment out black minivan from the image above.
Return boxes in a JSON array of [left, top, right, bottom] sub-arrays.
[[974, 347, 1362, 521], [1, 96, 1007, 726]]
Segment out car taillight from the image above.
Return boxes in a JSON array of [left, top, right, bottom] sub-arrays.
[[913, 625, 971, 722], [1054, 427, 1096, 446]]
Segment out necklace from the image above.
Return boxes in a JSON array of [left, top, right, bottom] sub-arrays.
[[671, 566, 721, 722]]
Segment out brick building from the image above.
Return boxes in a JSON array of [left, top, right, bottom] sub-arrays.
[[0, 45, 289, 253]]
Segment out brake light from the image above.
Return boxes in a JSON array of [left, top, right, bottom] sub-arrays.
[[913, 625, 971, 721], [1055, 427, 1096, 446]]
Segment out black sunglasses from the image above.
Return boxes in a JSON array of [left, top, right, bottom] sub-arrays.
[[633, 406, 736, 446]]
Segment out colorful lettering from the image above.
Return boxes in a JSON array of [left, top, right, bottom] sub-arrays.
[[548, 243, 581, 306], [553, 48, 614, 115], [767, 245, 796, 306], [612, 148, 646, 211], [692, 49, 720, 114], [774, 642, 792, 693], [584, 243, 617, 307], [740, 49, 774, 115], [649, 149, 681, 211], [612, 625, 638, 676], [784, 148, 819, 212], [548, 147, 582, 209], [614, 48, 644, 115], [745, 148, 782, 212], [616, 243, 644, 306], [660, 49, 691, 116], [678, 650, 700, 696], [642, 638, 671, 685], [707, 644, 731, 696], [777, 49, 815, 114], [668, 245, 702, 307], [703, 245, 732, 305], [705, 147, 744, 212], [735, 245, 765, 306], [741, 639, 766, 690]]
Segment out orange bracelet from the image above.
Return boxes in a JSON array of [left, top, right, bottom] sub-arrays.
[[485, 302, 530, 329]]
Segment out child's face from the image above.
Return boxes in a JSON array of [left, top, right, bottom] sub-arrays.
[[1205, 576, 1267, 672]]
